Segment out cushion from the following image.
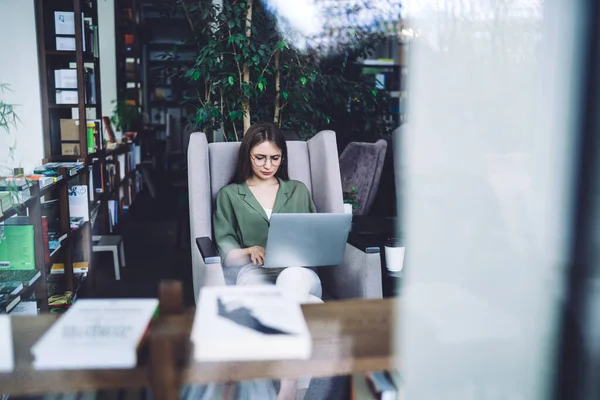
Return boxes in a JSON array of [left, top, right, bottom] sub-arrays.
[[208, 142, 240, 202], [208, 140, 313, 202]]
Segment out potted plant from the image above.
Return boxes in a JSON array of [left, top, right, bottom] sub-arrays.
[[110, 100, 140, 141], [343, 186, 359, 214], [0, 83, 29, 216]]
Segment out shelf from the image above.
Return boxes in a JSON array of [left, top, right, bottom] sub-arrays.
[[0, 269, 42, 300], [45, 50, 98, 62], [49, 104, 98, 109], [0, 196, 39, 223], [39, 176, 65, 197]]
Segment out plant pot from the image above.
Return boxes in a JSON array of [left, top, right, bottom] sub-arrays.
[[343, 203, 353, 214]]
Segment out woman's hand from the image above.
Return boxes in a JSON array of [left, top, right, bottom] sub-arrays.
[[246, 246, 266, 266]]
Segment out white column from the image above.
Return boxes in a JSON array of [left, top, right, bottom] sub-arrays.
[[399, 0, 580, 398], [0, 0, 44, 175]]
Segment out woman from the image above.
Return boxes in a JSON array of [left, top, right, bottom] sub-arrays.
[[213, 121, 323, 303], [212, 122, 321, 400]]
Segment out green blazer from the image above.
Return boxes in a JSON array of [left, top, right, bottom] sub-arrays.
[[213, 178, 317, 260]]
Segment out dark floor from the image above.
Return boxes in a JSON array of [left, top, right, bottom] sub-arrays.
[[80, 168, 196, 306]]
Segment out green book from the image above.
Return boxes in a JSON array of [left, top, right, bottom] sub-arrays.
[[0, 269, 41, 286], [0, 281, 24, 296], [0, 294, 21, 314], [0, 225, 36, 270], [87, 122, 96, 154]]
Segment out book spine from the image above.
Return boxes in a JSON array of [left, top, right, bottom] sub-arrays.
[[41, 217, 50, 265], [87, 122, 96, 154]]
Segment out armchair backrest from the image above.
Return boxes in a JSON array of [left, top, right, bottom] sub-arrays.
[[339, 139, 388, 215], [187, 130, 344, 287], [206, 141, 313, 203]]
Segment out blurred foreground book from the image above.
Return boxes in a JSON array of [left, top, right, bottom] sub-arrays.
[[31, 299, 158, 369], [191, 285, 311, 361]]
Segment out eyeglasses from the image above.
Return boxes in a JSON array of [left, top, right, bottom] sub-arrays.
[[251, 154, 283, 167]]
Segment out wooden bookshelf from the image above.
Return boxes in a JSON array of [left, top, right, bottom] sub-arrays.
[[35, 0, 103, 161], [33, 1, 143, 301], [0, 180, 70, 314], [116, 0, 143, 109], [0, 288, 396, 398]]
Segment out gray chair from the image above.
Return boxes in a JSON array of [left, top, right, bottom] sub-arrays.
[[339, 139, 388, 216], [187, 130, 383, 303]]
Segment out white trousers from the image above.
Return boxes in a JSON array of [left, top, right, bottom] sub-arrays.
[[236, 265, 323, 304]]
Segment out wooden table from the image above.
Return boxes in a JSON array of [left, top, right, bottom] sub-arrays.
[[0, 298, 397, 397], [0, 314, 149, 396]]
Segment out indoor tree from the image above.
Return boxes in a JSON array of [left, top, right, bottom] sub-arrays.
[[158, 0, 396, 141]]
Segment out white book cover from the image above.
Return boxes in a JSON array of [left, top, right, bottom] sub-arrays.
[[68, 185, 90, 222], [0, 315, 14, 372], [56, 36, 76, 51], [54, 69, 77, 89], [54, 11, 75, 35], [191, 286, 312, 362], [31, 299, 158, 370]]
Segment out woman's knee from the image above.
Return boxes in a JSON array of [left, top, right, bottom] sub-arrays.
[[276, 267, 322, 299]]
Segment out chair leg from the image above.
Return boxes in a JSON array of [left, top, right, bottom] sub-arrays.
[[120, 241, 126, 267], [112, 248, 121, 281]]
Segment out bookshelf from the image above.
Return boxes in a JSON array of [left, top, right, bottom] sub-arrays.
[[141, 3, 194, 169], [32, 0, 143, 306], [35, 0, 103, 162], [115, 0, 144, 110], [0, 180, 67, 314]]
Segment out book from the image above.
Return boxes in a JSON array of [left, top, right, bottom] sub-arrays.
[[352, 371, 403, 400], [0, 315, 14, 372], [42, 216, 50, 264], [69, 185, 90, 222], [352, 374, 375, 400], [54, 11, 75, 35], [10, 300, 38, 316], [0, 294, 21, 314], [0, 281, 24, 296], [0, 225, 36, 270], [31, 298, 159, 369], [191, 285, 312, 362], [50, 261, 88, 275], [366, 371, 398, 400], [70, 216, 84, 230], [0, 269, 41, 287]]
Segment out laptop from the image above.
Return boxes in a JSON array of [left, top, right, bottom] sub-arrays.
[[262, 213, 352, 269]]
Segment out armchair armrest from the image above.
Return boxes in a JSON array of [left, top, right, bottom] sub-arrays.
[[320, 243, 383, 300], [196, 237, 221, 264]]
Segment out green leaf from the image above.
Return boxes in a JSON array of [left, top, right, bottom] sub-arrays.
[[258, 82, 264, 91], [300, 76, 307, 85], [282, 91, 288, 100], [371, 89, 377, 96], [277, 41, 288, 51], [228, 76, 235, 86], [228, 20, 235, 29], [193, 71, 200, 81]]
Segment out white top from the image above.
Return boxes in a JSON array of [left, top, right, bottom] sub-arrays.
[[263, 207, 273, 219]]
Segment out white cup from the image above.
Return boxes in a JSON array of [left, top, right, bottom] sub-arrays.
[[343, 203, 353, 214], [385, 241, 405, 273]]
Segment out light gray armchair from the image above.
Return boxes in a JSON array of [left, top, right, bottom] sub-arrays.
[[187, 130, 383, 303]]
